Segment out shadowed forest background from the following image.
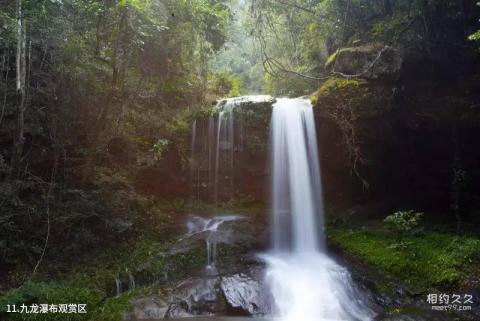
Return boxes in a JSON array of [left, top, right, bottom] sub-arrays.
[[1, 0, 480, 320]]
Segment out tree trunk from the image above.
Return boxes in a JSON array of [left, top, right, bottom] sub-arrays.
[[83, 6, 128, 179], [11, 0, 26, 178], [95, 6, 127, 134]]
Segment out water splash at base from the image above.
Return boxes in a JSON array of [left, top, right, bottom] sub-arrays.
[[264, 252, 374, 321]]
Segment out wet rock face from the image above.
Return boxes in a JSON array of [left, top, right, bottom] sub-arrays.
[[160, 215, 271, 318], [168, 215, 267, 270], [164, 302, 193, 318], [165, 272, 270, 318], [327, 43, 404, 80], [167, 277, 224, 316], [220, 273, 270, 315], [128, 296, 169, 320]]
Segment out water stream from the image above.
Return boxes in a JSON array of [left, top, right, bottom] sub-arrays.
[[186, 215, 244, 274], [190, 95, 272, 204], [264, 98, 375, 321]]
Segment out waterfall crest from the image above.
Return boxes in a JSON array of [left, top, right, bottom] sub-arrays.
[[266, 97, 374, 321]]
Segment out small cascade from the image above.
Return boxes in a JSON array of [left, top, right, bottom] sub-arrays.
[[265, 98, 375, 321], [205, 237, 217, 274], [128, 273, 136, 292], [115, 278, 122, 297], [113, 272, 138, 297], [185, 215, 244, 274]]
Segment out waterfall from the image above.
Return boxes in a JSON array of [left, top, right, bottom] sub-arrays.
[[265, 98, 374, 321], [214, 110, 226, 204], [214, 100, 235, 204], [270, 98, 324, 251], [190, 95, 272, 204]]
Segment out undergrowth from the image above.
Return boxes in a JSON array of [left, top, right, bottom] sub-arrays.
[[329, 228, 480, 291]]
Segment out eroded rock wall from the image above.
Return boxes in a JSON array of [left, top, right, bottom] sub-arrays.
[[315, 44, 480, 219]]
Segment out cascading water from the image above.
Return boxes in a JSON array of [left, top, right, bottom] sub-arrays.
[[115, 278, 122, 297], [265, 98, 375, 321], [190, 119, 199, 203], [186, 215, 244, 274], [189, 95, 273, 204], [214, 109, 227, 204]]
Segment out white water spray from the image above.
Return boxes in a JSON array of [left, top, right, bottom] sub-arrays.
[[265, 98, 374, 321]]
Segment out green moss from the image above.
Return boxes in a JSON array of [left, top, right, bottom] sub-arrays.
[[315, 76, 385, 120], [93, 288, 149, 321], [0, 239, 169, 321], [235, 100, 274, 156], [318, 77, 339, 96], [0, 283, 148, 321], [329, 228, 480, 291], [167, 248, 207, 278], [336, 78, 364, 89], [325, 44, 384, 69], [318, 77, 367, 96], [0, 281, 103, 320], [183, 197, 266, 222], [325, 50, 339, 68]]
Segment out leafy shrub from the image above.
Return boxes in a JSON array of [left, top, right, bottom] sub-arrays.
[[383, 210, 423, 243], [208, 71, 245, 97], [151, 138, 169, 161]]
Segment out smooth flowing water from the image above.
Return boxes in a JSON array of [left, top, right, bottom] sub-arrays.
[[189, 95, 272, 204], [265, 98, 374, 321], [213, 96, 271, 203]]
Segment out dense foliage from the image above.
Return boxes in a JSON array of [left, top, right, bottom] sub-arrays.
[[248, 0, 480, 94], [0, 1, 480, 320], [0, 0, 233, 278], [384, 210, 423, 243]]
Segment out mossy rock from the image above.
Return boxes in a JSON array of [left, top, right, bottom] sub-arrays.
[[315, 77, 388, 120], [326, 43, 403, 80], [234, 100, 274, 156]]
